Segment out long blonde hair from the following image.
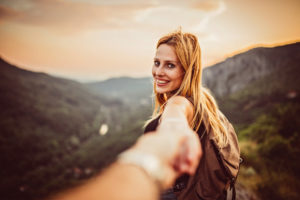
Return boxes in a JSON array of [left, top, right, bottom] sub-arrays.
[[151, 29, 228, 147]]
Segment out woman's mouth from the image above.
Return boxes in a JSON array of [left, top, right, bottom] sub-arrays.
[[156, 79, 169, 87]]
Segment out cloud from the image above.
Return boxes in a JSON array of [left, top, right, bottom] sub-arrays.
[[191, 0, 226, 33], [0, 5, 19, 22], [192, 0, 223, 11], [132, 0, 226, 36], [0, 0, 226, 35], [0, 0, 155, 34]]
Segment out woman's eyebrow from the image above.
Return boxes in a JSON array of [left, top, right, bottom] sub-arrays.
[[153, 57, 178, 63], [165, 60, 177, 63]]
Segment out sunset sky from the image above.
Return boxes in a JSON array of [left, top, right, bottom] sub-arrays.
[[0, 0, 299, 81]]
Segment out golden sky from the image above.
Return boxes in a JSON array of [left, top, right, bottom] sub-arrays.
[[0, 0, 299, 81]]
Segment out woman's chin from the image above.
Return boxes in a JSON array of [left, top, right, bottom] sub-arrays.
[[155, 87, 179, 95], [156, 89, 168, 94], [156, 90, 165, 94]]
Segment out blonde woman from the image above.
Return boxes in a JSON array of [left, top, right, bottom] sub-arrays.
[[144, 30, 240, 200]]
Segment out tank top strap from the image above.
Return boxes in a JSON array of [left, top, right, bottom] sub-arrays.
[[185, 96, 194, 106], [144, 115, 161, 134]]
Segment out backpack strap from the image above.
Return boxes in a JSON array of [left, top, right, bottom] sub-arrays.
[[230, 157, 243, 200], [210, 140, 243, 200]]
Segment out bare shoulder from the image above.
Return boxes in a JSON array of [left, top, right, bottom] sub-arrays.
[[167, 96, 194, 115], [168, 96, 193, 106]]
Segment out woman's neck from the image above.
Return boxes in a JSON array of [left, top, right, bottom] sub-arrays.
[[166, 89, 179, 99]]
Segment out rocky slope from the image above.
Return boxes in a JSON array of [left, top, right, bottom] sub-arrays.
[[202, 42, 300, 97]]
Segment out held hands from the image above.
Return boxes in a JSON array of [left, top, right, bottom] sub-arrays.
[[129, 126, 202, 190]]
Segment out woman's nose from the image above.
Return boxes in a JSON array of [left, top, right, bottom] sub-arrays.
[[155, 66, 165, 76]]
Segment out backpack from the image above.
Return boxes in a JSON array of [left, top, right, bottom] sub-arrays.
[[177, 113, 242, 200]]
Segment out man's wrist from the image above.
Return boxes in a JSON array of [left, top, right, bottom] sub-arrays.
[[117, 150, 167, 190]]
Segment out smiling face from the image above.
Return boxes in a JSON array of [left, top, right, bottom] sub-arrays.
[[152, 44, 185, 95]]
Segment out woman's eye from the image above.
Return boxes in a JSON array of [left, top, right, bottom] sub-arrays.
[[154, 61, 160, 66], [167, 63, 175, 68]]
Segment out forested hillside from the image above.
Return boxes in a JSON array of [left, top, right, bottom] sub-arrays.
[[0, 58, 151, 200]]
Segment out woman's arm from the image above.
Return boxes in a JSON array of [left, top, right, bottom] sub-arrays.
[[158, 96, 196, 173], [159, 96, 194, 130]]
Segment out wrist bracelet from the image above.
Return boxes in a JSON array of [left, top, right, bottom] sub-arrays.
[[117, 150, 166, 190]]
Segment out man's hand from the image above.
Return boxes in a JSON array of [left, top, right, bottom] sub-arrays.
[[131, 127, 202, 189]]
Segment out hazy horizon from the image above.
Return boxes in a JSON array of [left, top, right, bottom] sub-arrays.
[[1, 40, 298, 82]]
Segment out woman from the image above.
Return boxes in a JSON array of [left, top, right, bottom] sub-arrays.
[[144, 30, 240, 200]]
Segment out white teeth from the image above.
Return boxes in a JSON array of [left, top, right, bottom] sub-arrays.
[[157, 80, 168, 84]]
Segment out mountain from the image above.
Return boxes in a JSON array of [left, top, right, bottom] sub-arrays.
[[210, 42, 300, 125], [202, 42, 300, 97], [0, 58, 149, 200], [0, 57, 122, 153], [87, 77, 153, 105]]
